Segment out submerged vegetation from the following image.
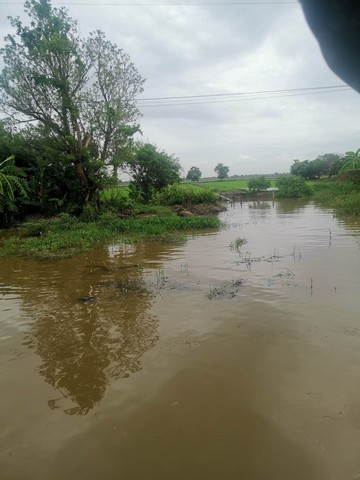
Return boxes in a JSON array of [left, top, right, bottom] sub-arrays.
[[0, 212, 221, 259]]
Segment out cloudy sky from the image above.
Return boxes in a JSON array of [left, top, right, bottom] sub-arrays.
[[1, 0, 360, 178]]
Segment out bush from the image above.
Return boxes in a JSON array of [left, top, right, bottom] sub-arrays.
[[126, 143, 182, 203], [276, 176, 312, 198], [156, 184, 219, 206], [248, 176, 271, 192]]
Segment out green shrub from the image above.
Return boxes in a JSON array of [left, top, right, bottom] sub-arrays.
[[79, 203, 99, 223], [156, 184, 219, 206], [248, 176, 271, 192], [276, 176, 312, 198]]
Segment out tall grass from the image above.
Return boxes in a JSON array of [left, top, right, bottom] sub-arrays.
[[313, 182, 360, 215]]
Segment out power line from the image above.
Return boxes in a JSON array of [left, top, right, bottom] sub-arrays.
[[138, 84, 349, 101], [137, 87, 352, 107], [0, 1, 299, 5]]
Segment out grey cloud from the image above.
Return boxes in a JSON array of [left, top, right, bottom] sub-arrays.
[[1, 0, 359, 177]]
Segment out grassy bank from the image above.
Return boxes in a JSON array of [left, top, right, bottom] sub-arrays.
[[312, 182, 360, 215], [0, 212, 221, 260]]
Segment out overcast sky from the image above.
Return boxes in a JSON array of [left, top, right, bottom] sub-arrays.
[[1, 0, 360, 178]]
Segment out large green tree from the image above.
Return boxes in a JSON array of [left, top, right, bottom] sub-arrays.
[[0, 0, 144, 212]]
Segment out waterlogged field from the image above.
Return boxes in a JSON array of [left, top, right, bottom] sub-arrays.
[[1, 199, 360, 480]]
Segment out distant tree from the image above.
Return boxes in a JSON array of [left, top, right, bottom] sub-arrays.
[[214, 163, 229, 180], [248, 176, 271, 192], [316, 153, 342, 177], [290, 159, 322, 179], [186, 166, 202, 182], [291, 154, 347, 180], [125, 143, 182, 203]]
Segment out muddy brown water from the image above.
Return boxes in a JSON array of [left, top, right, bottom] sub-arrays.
[[1, 199, 360, 480]]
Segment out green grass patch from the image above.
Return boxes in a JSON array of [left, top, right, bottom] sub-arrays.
[[101, 186, 130, 200], [183, 179, 277, 192], [0, 212, 221, 259], [156, 184, 219, 205]]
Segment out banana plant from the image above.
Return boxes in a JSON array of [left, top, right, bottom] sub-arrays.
[[0, 155, 28, 225], [340, 148, 360, 172]]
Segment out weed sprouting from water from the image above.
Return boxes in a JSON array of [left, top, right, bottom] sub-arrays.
[[101, 278, 148, 294], [273, 269, 295, 279], [155, 268, 166, 290], [244, 251, 252, 270], [181, 263, 189, 275], [207, 286, 219, 300], [206, 279, 244, 300], [229, 237, 247, 253]]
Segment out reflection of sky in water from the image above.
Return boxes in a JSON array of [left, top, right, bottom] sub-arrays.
[[0, 284, 28, 335], [107, 243, 136, 258]]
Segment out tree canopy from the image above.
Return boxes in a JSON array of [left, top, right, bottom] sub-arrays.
[[214, 163, 229, 180], [290, 154, 344, 180], [125, 143, 182, 203], [0, 0, 144, 213], [186, 166, 202, 182]]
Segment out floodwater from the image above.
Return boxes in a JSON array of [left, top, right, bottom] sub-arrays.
[[1, 200, 360, 480]]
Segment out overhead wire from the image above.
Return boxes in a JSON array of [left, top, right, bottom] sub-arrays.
[[137, 86, 351, 107], [0, 2, 300, 5], [138, 84, 349, 101]]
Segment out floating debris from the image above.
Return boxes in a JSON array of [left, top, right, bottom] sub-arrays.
[[78, 296, 97, 303]]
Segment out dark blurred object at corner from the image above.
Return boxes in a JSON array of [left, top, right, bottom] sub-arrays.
[[300, 0, 360, 93]]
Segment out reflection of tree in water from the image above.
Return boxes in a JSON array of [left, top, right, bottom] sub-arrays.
[[247, 201, 274, 220], [3, 242, 179, 415], [31, 274, 157, 415], [275, 198, 309, 215]]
